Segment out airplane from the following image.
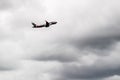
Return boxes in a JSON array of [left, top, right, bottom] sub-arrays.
[[32, 20, 57, 28]]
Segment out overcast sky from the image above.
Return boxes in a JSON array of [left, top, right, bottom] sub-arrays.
[[0, 0, 120, 80]]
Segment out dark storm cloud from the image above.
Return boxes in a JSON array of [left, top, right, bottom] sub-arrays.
[[61, 63, 120, 79], [74, 26, 120, 50], [50, 16, 120, 56], [54, 19, 120, 80], [33, 54, 77, 62], [59, 51, 120, 79], [32, 52, 78, 62], [27, 44, 79, 62]]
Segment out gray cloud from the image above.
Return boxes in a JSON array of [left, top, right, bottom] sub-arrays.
[[0, 58, 19, 71], [29, 44, 80, 62], [0, 62, 18, 71], [0, 0, 13, 10], [0, 41, 22, 71], [61, 62, 120, 79], [1, 0, 120, 80], [22, 0, 120, 80], [57, 45, 120, 80], [70, 24, 120, 55], [0, 0, 25, 11]]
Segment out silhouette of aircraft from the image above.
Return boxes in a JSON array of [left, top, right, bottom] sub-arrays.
[[32, 20, 57, 28]]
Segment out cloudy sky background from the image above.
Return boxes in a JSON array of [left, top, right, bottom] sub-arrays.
[[0, 0, 120, 80]]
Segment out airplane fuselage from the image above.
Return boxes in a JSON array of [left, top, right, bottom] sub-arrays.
[[32, 21, 57, 28]]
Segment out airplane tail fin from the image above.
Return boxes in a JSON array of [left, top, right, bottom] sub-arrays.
[[32, 22, 36, 27]]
